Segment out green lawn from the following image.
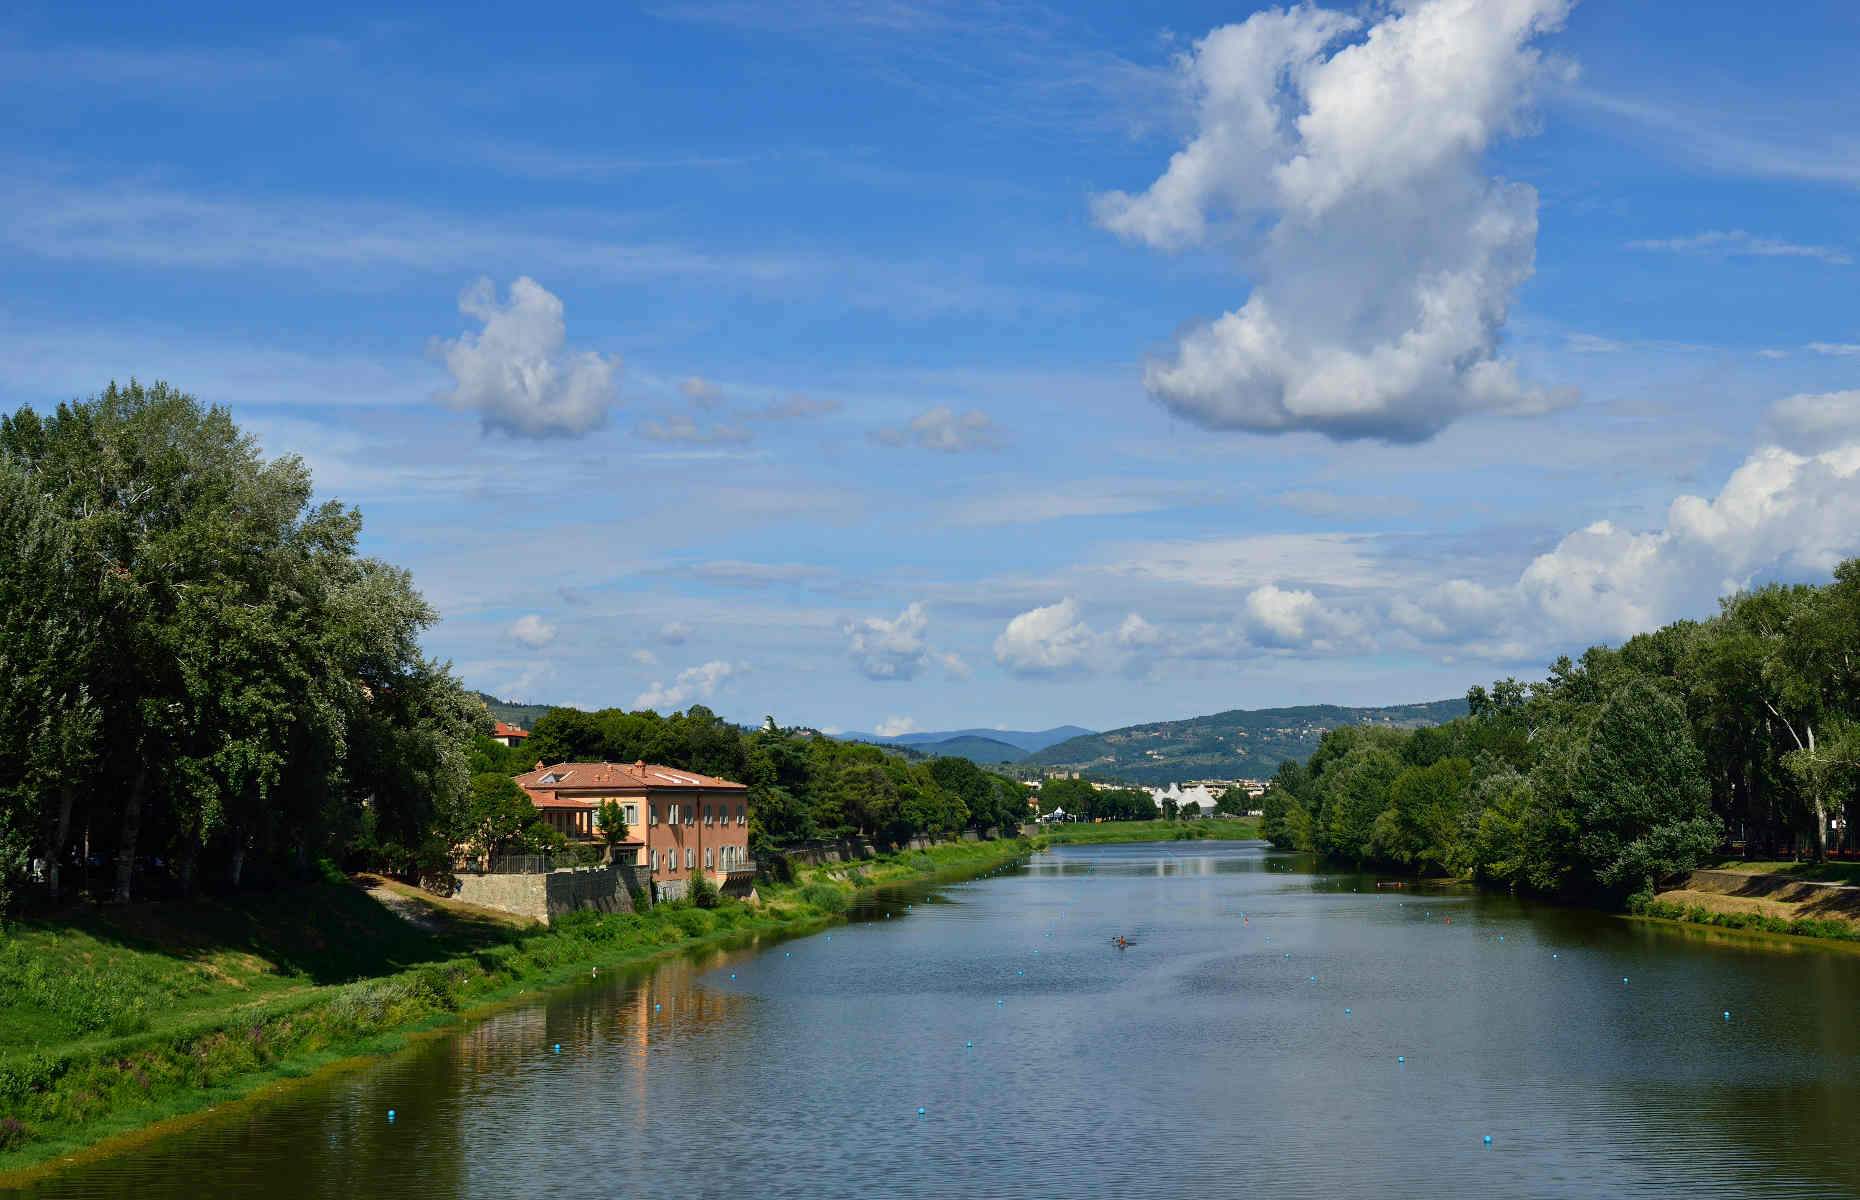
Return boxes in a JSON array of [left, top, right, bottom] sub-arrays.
[[1036, 818, 1259, 845], [0, 883, 513, 1062], [1712, 860, 1860, 886]]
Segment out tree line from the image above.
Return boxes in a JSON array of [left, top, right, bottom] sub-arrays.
[[0, 384, 1044, 913], [1260, 561, 1860, 903]]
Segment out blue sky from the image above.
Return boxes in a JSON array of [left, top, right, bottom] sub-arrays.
[[4, 0, 1858, 736]]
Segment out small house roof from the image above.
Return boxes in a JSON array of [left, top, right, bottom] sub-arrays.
[[513, 761, 748, 794]]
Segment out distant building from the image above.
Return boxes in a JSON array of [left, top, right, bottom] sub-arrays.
[[492, 720, 530, 749], [513, 761, 753, 900], [1148, 783, 1219, 813]]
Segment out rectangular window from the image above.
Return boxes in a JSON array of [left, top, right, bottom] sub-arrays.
[[625, 804, 638, 826], [686, 848, 695, 869], [705, 847, 713, 869], [737, 804, 745, 825], [668, 803, 679, 825], [649, 804, 658, 826], [704, 804, 712, 825]]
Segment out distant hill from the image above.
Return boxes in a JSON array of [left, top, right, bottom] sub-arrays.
[[845, 725, 1094, 755], [908, 734, 1030, 764], [1018, 700, 1469, 785], [475, 693, 554, 733]]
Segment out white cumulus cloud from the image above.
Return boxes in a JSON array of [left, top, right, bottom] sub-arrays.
[[1239, 584, 1366, 651], [1093, 0, 1575, 442], [1393, 406, 1860, 653], [634, 659, 748, 711], [846, 602, 970, 681], [510, 613, 557, 649], [875, 715, 919, 737], [434, 276, 622, 438], [994, 598, 1102, 676]]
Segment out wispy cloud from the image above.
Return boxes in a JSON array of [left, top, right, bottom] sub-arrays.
[[871, 405, 998, 452], [1627, 230, 1852, 265], [1561, 85, 1860, 187]]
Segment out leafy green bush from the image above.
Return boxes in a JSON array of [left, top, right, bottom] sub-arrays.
[[800, 883, 847, 914], [686, 870, 721, 910]]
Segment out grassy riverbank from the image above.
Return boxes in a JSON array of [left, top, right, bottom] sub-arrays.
[[0, 837, 1034, 1180], [1638, 860, 1860, 946], [1034, 818, 1258, 847]]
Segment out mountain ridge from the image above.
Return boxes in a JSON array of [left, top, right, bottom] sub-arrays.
[[1017, 699, 1469, 785]]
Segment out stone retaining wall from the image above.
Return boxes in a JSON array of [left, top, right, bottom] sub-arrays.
[[451, 864, 645, 925]]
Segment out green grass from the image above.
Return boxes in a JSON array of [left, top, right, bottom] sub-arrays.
[[1711, 860, 1860, 886], [0, 834, 1039, 1180], [1631, 895, 1860, 944], [0, 885, 505, 1061], [1034, 818, 1259, 846]]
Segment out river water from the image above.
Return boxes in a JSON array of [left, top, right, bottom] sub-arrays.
[[20, 840, 1860, 1198]]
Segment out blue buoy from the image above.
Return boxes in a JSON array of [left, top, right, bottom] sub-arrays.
[[1552, 953, 1558, 959], [1017, 970, 1023, 975], [1499, 936, 1505, 941], [553, 1044, 561, 1054], [785, 952, 790, 957], [997, 1000, 1004, 1006], [1344, 1009, 1351, 1015], [966, 1041, 972, 1048], [1309, 976, 1316, 981], [1484, 1135, 1492, 1145], [918, 1107, 926, 1117], [1397, 1056, 1406, 1063], [1724, 1011, 1731, 1020], [730, 973, 736, 979], [654, 1003, 661, 1011], [1284, 953, 1290, 958], [1623, 977, 1629, 984], [387, 1109, 396, 1120]]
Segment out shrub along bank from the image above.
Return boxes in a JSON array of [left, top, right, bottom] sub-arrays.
[[0, 836, 1035, 1179], [1035, 819, 1257, 847]]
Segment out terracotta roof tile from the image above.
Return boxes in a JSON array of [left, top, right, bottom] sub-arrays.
[[512, 761, 748, 793], [493, 721, 530, 739]]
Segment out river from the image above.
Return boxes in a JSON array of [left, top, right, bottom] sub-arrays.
[[19, 840, 1860, 1198]]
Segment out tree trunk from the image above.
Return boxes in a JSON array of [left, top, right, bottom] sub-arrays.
[[47, 779, 76, 902], [1813, 799, 1829, 863], [114, 762, 148, 904], [229, 843, 246, 889], [176, 839, 199, 898]]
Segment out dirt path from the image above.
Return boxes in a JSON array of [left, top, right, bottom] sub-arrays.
[[360, 881, 454, 934]]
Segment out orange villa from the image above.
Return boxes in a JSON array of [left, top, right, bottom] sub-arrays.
[[513, 761, 752, 900], [491, 720, 530, 748]]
